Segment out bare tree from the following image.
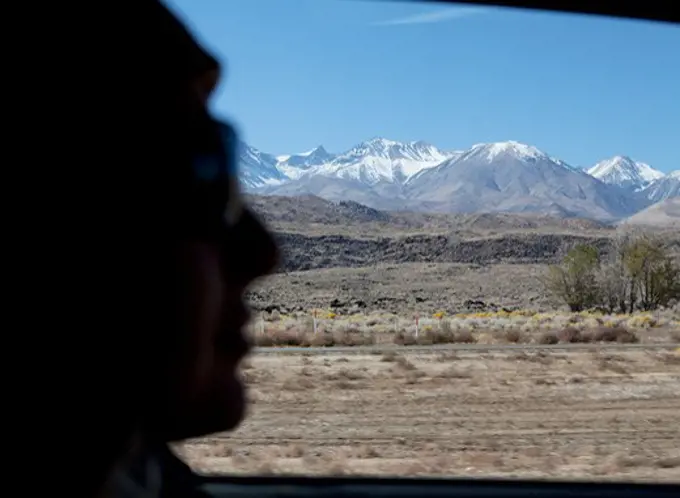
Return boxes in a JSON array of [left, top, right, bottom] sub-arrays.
[[596, 231, 635, 313]]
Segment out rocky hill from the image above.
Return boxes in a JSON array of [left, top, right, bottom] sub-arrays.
[[273, 231, 614, 272], [246, 194, 612, 236]]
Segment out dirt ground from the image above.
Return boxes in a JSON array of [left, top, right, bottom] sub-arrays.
[[249, 263, 557, 313], [249, 261, 680, 315], [177, 348, 680, 482]]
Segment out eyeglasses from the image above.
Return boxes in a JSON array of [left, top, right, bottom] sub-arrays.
[[188, 116, 244, 232]]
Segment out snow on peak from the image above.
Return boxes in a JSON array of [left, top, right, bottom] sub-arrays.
[[240, 135, 670, 206], [276, 145, 336, 179], [587, 155, 664, 189], [640, 170, 680, 203], [300, 138, 453, 184], [365, 137, 400, 147], [236, 141, 287, 189], [463, 141, 550, 163], [345, 137, 411, 158], [297, 145, 328, 157]]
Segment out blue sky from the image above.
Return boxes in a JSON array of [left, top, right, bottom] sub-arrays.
[[165, 0, 679, 172]]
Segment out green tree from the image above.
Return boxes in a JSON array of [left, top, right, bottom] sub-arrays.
[[541, 232, 679, 313], [543, 244, 601, 312], [624, 235, 680, 311]]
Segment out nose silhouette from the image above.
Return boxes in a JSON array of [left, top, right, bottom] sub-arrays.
[[220, 207, 280, 285]]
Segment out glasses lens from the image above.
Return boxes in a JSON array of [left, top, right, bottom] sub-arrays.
[[190, 118, 243, 227]]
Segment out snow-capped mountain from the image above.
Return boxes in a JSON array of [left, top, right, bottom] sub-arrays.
[[587, 155, 665, 191], [302, 138, 457, 185], [276, 146, 336, 180], [639, 170, 680, 203], [454, 141, 555, 164], [403, 141, 639, 221], [233, 133, 670, 221], [236, 141, 288, 188], [236, 136, 457, 190]]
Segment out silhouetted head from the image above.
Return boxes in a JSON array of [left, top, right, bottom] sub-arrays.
[[79, 2, 279, 495], [134, 4, 280, 443]]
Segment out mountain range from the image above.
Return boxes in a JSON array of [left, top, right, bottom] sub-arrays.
[[229, 128, 679, 222], [620, 198, 680, 228]]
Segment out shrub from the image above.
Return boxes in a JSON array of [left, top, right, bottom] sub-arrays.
[[505, 329, 523, 343], [557, 326, 582, 343], [542, 234, 680, 313], [454, 329, 476, 344], [592, 326, 638, 343], [538, 331, 559, 345], [541, 244, 600, 312]]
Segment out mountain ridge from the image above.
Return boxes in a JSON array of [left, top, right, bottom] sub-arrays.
[[620, 197, 680, 228], [587, 155, 665, 191], [229, 131, 676, 222]]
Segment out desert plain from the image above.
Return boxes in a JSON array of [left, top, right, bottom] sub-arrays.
[[176, 196, 680, 482]]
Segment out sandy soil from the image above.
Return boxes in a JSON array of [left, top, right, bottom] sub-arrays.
[[177, 349, 680, 482]]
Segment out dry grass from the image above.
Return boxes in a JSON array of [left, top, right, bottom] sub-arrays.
[[176, 349, 680, 482], [248, 309, 678, 347]]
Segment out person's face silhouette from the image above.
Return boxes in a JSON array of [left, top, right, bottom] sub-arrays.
[[164, 209, 278, 441], [147, 69, 279, 442]]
